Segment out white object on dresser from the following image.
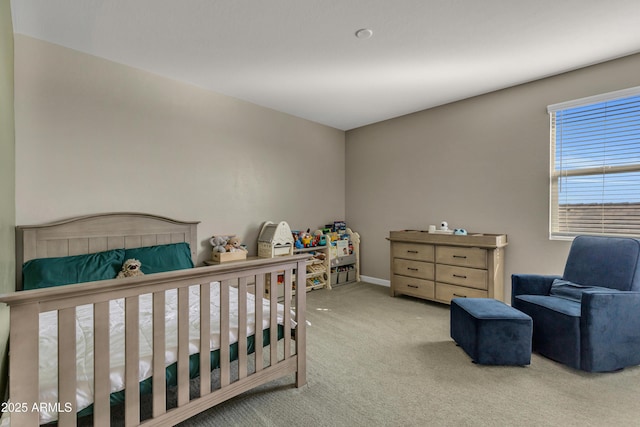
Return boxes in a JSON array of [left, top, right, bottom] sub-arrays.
[[388, 230, 507, 304]]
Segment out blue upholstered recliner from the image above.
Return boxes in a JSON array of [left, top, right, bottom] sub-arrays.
[[512, 235, 640, 372]]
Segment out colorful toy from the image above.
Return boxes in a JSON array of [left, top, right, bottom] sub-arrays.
[[301, 231, 312, 247], [318, 234, 327, 246]]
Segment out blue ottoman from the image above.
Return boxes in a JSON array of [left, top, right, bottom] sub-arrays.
[[451, 298, 532, 366]]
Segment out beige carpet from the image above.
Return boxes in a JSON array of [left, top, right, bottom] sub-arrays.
[[109, 283, 640, 426]]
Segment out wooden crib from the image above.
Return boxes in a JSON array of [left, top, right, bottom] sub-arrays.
[[0, 213, 307, 426]]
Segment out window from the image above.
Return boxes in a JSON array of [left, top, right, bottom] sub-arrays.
[[548, 86, 640, 239]]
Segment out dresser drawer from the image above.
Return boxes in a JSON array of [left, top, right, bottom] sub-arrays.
[[436, 246, 487, 269], [435, 264, 487, 289], [435, 282, 488, 304], [393, 275, 435, 299], [392, 242, 434, 262], [393, 259, 434, 280]]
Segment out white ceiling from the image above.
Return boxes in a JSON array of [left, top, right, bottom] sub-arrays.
[[10, 0, 640, 130]]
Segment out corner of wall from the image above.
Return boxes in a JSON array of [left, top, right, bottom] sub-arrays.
[[0, 0, 16, 401]]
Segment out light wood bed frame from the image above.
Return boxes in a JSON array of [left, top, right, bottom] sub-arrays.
[[1, 212, 307, 426]]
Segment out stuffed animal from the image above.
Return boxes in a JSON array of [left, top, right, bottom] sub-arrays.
[[117, 259, 144, 278], [225, 236, 248, 252], [209, 235, 228, 253]]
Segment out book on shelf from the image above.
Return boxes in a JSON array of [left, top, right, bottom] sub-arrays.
[[336, 239, 349, 257]]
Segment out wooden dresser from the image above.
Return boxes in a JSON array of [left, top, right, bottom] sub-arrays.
[[388, 230, 508, 304]]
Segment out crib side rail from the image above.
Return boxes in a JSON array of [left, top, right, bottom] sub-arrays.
[[0, 255, 308, 427]]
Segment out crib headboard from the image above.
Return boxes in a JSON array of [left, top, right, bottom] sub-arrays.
[[15, 212, 199, 290]]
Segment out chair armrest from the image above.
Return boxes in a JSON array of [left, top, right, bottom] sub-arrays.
[[511, 274, 561, 305], [580, 291, 640, 371]]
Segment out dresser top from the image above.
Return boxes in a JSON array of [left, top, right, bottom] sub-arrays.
[[388, 230, 508, 248]]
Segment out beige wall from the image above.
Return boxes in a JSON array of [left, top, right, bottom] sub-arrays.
[[14, 35, 346, 264], [12, 31, 640, 304], [346, 53, 640, 301], [0, 0, 15, 399]]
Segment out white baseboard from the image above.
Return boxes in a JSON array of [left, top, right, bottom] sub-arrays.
[[360, 275, 390, 287]]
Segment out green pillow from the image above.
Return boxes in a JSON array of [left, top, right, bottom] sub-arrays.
[[22, 249, 125, 290], [124, 242, 194, 275]]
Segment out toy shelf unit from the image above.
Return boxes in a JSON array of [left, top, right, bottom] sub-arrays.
[[331, 255, 357, 287], [329, 227, 360, 287], [259, 220, 330, 300], [265, 245, 329, 302], [261, 221, 361, 299], [293, 245, 331, 291]]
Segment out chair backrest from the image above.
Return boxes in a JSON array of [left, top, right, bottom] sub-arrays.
[[563, 235, 640, 291]]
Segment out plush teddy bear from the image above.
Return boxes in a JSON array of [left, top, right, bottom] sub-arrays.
[[209, 235, 228, 253], [225, 236, 248, 252], [117, 259, 144, 278]]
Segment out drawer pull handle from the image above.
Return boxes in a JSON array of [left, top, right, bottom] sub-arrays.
[[453, 274, 467, 279], [453, 255, 467, 259], [407, 250, 419, 253], [407, 267, 419, 271], [408, 284, 419, 289], [453, 293, 466, 298]]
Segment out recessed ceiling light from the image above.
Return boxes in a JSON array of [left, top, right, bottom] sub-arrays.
[[355, 28, 373, 39]]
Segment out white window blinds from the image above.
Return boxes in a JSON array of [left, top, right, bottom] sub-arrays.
[[548, 86, 640, 239]]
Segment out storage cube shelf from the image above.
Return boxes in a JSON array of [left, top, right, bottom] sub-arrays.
[[331, 253, 358, 287]]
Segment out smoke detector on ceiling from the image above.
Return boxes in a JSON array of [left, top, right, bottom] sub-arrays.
[[355, 28, 373, 39]]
